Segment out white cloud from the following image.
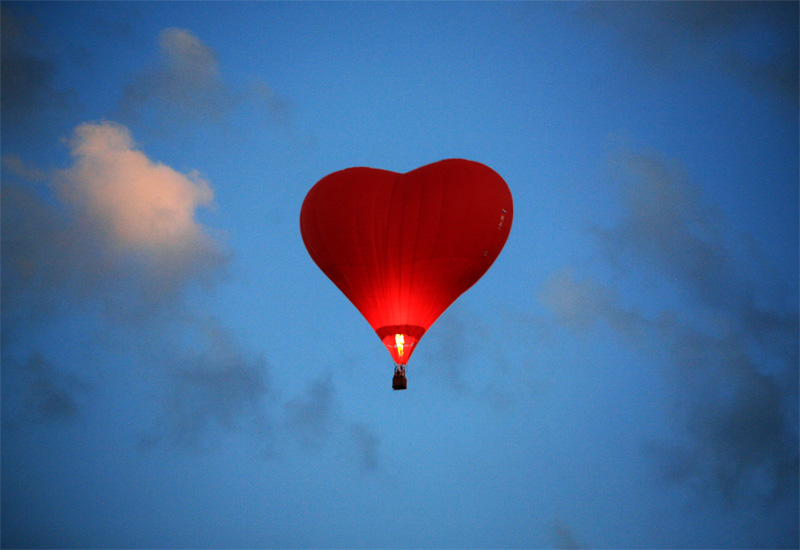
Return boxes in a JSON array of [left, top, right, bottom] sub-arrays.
[[60, 121, 218, 257], [3, 120, 227, 336]]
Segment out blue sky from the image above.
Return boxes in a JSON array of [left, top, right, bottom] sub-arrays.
[[1, 2, 797, 548]]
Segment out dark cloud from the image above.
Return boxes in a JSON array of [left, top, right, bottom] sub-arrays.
[[350, 423, 381, 472], [540, 149, 798, 533], [550, 518, 586, 550], [1, 182, 77, 333], [0, 7, 77, 130], [646, 319, 797, 505], [2, 355, 89, 427], [284, 372, 336, 449], [280, 374, 386, 472], [139, 320, 272, 452], [691, 259, 792, 503], [582, 2, 798, 109]]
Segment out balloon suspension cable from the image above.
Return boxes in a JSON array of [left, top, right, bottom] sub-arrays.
[[392, 364, 407, 391]]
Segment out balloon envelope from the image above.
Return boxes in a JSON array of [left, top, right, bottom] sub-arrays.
[[300, 158, 513, 365]]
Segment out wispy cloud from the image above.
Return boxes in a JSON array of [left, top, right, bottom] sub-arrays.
[[119, 28, 235, 125], [422, 309, 471, 394], [540, 149, 798, 524], [117, 28, 292, 131], [595, 152, 733, 309], [279, 372, 386, 471], [550, 518, 586, 550], [351, 423, 381, 472], [284, 372, 336, 450], [421, 304, 519, 408], [581, 2, 798, 109], [2, 355, 90, 428], [2, 153, 46, 182], [139, 319, 272, 452]]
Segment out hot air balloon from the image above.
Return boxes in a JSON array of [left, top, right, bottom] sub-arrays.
[[300, 158, 513, 390]]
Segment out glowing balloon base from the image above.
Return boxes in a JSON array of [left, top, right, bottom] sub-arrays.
[[378, 329, 421, 365], [392, 364, 407, 391]]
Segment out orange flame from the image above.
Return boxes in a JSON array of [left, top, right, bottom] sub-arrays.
[[395, 334, 405, 357]]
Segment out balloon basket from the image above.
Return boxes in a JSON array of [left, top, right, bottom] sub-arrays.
[[392, 365, 407, 391]]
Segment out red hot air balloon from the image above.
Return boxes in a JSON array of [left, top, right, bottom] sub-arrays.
[[300, 159, 513, 390]]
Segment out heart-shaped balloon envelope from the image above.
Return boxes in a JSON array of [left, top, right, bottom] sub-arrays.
[[300, 159, 513, 381]]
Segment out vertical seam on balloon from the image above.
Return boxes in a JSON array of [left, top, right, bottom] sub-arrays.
[[383, 171, 402, 330], [367, 170, 386, 331], [406, 170, 424, 327], [419, 163, 437, 330], [397, 170, 411, 324], [373, 173, 388, 330], [352, 175, 369, 324], [426, 161, 448, 330]]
